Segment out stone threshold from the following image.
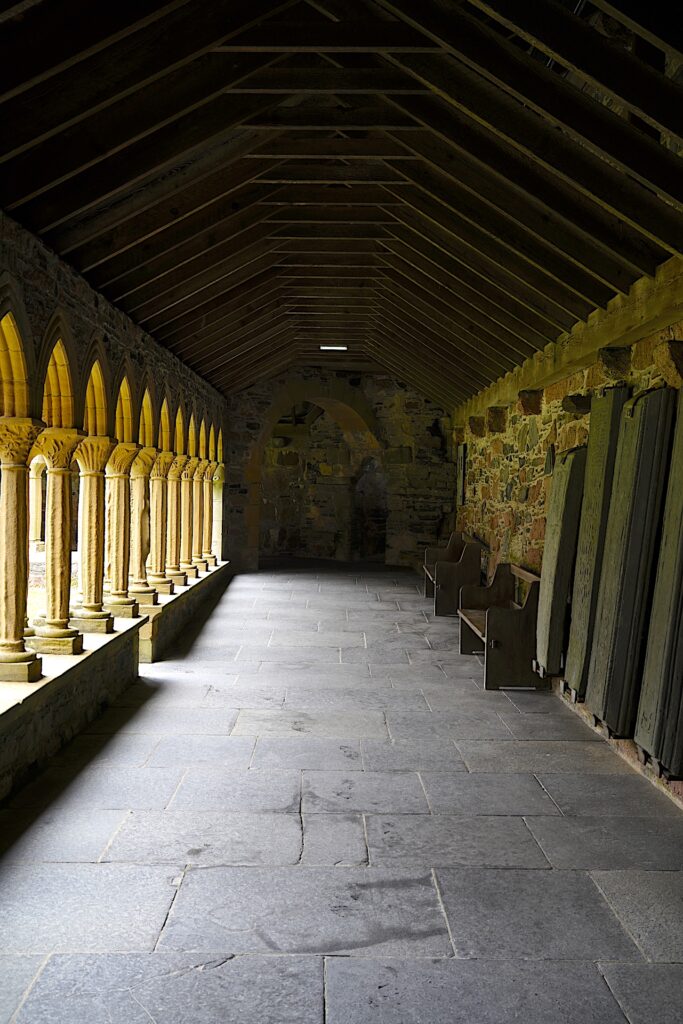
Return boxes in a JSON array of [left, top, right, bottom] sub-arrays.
[[0, 617, 147, 801], [138, 560, 233, 662]]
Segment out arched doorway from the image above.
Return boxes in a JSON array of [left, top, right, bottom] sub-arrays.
[[232, 380, 385, 570]]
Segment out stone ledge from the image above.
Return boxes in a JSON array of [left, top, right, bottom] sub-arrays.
[[138, 560, 233, 663], [0, 617, 147, 801]]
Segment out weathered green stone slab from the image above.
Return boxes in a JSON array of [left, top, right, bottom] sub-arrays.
[[536, 446, 587, 676], [586, 386, 676, 737], [564, 387, 629, 698], [635, 388, 683, 775]]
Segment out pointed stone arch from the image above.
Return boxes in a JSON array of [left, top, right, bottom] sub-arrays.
[[83, 359, 107, 436], [158, 397, 172, 451], [138, 388, 155, 448], [115, 376, 134, 443], [174, 404, 186, 455], [0, 310, 30, 417], [41, 337, 74, 428], [187, 413, 197, 457]]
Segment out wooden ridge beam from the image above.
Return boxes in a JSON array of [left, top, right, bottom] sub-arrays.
[[242, 102, 423, 130], [467, 0, 683, 140]]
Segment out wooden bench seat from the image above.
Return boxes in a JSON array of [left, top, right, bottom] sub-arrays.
[[424, 532, 482, 616], [458, 562, 544, 690]]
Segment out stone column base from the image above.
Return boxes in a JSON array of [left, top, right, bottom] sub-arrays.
[[149, 578, 174, 595], [29, 633, 84, 655], [130, 587, 158, 605], [0, 656, 43, 682], [69, 614, 114, 634], [167, 570, 188, 586], [192, 558, 209, 573], [103, 600, 140, 619], [204, 554, 218, 567], [181, 564, 199, 579]]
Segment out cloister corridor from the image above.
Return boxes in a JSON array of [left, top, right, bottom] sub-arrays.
[[1, 564, 681, 1023]]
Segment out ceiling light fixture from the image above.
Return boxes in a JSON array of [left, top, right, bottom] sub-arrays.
[[319, 345, 348, 351]]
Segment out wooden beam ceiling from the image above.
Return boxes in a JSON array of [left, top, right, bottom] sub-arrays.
[[1, 0, 681, 402]]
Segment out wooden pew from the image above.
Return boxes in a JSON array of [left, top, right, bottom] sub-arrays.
[[458, 563, 543, 690], [423, 532, 482, 616], [423, 532, 463, 599]]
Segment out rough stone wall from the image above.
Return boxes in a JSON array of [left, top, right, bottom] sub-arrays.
[[456, 321, 683, 574], [260, 409, 378, 561], [228, 367, 456, 570]]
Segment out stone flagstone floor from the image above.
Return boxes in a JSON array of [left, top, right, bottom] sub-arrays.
[[1, 564, 682, 1022]]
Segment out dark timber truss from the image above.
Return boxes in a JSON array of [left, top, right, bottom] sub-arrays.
[[1, 0, 681, 405]]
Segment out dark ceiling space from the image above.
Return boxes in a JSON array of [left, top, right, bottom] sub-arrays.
[[1, 0, 681, 407]]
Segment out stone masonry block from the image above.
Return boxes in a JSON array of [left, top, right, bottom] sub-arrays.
[[468, 416, 486, 438], [517, 390, 543, 416], [653, 340, 683, 388], [486, 407, 507, 434]]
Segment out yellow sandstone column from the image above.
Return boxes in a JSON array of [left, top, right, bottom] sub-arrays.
[[29, 427, 84, 655], [192, 458, 209, 572], [129, 447, 158, 607], [180, 456, 199, 579], [70, 436, 116, 633], [212, 462, 225, 559], [203, 460, 218, 567], [147, 451, 175, 595], [28, 460, 45, 547], [0, 418, 44, 681], [166, 454, 188, 586], [103, 443, 140, 618]]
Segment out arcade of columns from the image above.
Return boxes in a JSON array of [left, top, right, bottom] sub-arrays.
[[0, 308, 225, 685]]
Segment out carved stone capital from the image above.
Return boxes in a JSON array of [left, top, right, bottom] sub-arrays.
[[204, 460, 218, 481], [168, 454, 189, 480], [193, 458, 210, 481], [106, 442, 141, 476], [130, 446, 158, 478], [74, 435, 116, 473], [0, 417, 44, 465], [151, 451, 175, 480], [182, 456, 200, 481], [213, 462, 225, 483], [30, 426, 84, 470]]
